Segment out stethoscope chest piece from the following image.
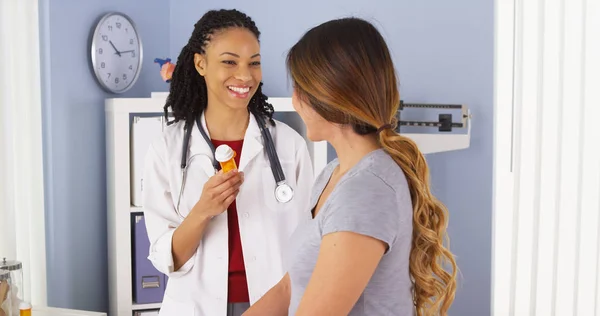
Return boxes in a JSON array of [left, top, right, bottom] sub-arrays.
[[275, 182, 294, 203]]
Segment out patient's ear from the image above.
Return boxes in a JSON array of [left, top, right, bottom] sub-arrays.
[[194, 53, 207, 76]]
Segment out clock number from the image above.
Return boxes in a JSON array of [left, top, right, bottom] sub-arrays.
[[101, 62, 105, 68], [108, 25, 112, 31], [123, 74, 127, 80], [116, 22, 122, 29], [131, 51, 136, 58], [107, 73, 111, 79], [115, 77, 120, 84], [125, 28, 128, 33], [129, 65, 133, 70], [98, 48, 103, 54], [130, 39, 134, 45], [102, 35, 108, 41]]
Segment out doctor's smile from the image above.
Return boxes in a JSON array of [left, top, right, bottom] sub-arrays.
[[227, 85, 253, 99]]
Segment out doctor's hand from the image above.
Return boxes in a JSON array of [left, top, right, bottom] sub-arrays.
[[191, 169, 244, 219]]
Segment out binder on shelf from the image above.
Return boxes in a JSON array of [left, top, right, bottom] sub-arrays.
[[131, 116, 164, 207], [132, 214, 166, 304]]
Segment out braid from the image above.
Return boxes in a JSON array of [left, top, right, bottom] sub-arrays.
[[163, 9, 275, 128], [249, 82, 275, 125]]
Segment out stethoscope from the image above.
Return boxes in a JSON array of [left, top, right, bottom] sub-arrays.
[[175, 111, 294, 218]]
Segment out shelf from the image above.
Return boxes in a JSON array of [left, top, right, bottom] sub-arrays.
[[132, 303, 161, 311], [130, 206, 143, 213], [105, 97, 165, 114], [407, 132, 470, 155], [149, 92, 295, 112]]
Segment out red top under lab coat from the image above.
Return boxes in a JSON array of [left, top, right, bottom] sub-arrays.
[[211, 139, 249, 303]]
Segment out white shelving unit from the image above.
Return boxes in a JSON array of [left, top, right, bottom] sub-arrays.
[[105, 95, 329, 316]]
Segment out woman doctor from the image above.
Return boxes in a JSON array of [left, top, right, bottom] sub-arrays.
[[142, 9, 314, 316]]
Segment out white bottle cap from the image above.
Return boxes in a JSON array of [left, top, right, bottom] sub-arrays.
[[214, 144, 234, 162], [19, 301, 32, 310]]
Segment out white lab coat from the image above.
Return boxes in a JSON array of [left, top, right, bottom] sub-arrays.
[[142, 113, 314, 316]]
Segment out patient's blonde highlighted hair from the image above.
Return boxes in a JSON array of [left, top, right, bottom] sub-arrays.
[[286, 17, 457, 315]]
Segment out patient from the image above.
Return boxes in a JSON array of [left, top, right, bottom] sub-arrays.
[[243, 17, 458, 316]]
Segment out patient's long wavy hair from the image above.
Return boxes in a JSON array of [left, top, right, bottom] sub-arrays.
[[286, 17, 457, 315]]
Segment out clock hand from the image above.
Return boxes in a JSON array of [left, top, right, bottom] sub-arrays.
[[119, 50, 135, 54], [109, 40, 121, 57]]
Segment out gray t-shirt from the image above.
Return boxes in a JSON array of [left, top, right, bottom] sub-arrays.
[[285, 149, 415, 316]]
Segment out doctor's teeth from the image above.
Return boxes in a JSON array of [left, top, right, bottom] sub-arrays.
[[229, 86, 250, 93]]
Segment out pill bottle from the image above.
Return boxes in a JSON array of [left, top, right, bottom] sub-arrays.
[[215, 144, 237, 173], [18, 301, 30, 316]]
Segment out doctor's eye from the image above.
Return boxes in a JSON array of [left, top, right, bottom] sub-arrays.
[[222, 60, 236, 65], [250, 61, 261, 66]]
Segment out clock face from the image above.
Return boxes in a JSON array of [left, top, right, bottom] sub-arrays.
[[91, 13, 143, 93]]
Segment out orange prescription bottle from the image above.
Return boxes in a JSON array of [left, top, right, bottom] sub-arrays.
[[19, 301, 31, 316], [215, 144, 237, 173]]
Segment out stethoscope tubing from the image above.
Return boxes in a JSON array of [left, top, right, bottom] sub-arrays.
[[174, 111, 293, 219]]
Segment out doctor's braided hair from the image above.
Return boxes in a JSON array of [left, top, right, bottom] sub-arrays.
[[163, 9, 274, 127]]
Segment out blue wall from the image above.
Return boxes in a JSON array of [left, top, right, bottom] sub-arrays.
[[40, 0, 492, 314], [39, 0, 169, 311], [171, 1, 493, 315]]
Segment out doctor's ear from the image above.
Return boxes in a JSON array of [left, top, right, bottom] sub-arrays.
[[194, 53, 207, 76]]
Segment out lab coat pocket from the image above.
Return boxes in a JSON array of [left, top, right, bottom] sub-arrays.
[[159, 293, 196, 316]]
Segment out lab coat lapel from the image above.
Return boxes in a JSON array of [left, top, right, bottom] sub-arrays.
[[189, 112, 213, 154], [187, 112, 217, 176], [239, 114, 263, 172]]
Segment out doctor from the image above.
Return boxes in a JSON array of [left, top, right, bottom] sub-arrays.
[[142, 9, 314, 316]]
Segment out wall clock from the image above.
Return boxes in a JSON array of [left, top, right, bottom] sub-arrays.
[[91, 12, 143, 94]]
